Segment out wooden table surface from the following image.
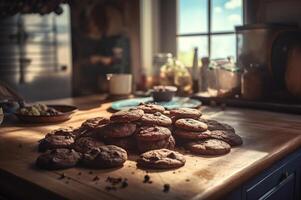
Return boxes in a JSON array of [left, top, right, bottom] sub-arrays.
[[1, 95, 301, 200]]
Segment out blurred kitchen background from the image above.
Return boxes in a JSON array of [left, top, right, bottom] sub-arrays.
[[0, 0, 301, 109]]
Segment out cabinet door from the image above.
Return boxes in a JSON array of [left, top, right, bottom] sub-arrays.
[[259, 173, 295, 200]]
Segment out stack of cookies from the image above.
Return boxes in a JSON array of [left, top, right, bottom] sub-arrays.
[[171, 108, 242, 156], [135, 104, 175, 153], [102, 109, 144, 151]]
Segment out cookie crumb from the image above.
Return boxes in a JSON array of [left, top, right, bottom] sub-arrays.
[[18, 144, 22, 148], [131, 171, 135, 175], [65, 181, 69, 184], [93, 176, 100, 181], [58, 173, 65, 179], [163, 184, 170, 193], [121, 180, 128, 188]]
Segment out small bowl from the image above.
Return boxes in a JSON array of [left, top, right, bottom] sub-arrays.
[[15, 105, 78, 123], [151, 86, 177, 102]]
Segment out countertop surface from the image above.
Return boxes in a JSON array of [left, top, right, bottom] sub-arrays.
[[1, 95, 301, 200]]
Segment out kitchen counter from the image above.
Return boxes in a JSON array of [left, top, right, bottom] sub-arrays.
[[1, 95, 301, 200]]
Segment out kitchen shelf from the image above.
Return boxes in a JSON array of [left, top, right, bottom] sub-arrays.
[[192, 94, 301, 115]]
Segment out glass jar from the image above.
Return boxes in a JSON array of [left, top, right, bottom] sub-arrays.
[[152, 53, 173, 86], [241, 64, 264, 100], [160, 58, 192, 95]]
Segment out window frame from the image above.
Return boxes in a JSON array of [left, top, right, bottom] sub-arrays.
[[176, 0, 245, 59]]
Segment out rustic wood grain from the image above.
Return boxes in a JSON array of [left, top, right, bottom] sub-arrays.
[[0, 95, 301, 200]]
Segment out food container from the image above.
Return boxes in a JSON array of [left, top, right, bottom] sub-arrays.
[[151, 86, 177, 102], [241, 64, 264, 100], [207, 58, 240, 97]]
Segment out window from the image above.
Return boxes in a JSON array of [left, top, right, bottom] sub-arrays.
[[177, 0, 243, 66]]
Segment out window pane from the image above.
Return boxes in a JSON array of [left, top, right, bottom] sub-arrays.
[[177, 0, 208, 34], [177, 36, 208, 67], [211, 0, 242, 32], [211, 34, 236, 59]]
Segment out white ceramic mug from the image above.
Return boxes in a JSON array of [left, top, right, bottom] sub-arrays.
[[106, 74, 132, 95]]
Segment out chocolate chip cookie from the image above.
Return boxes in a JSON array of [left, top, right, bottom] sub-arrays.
[[103, 123, 136, 138], [82, 145, 127, 168], [137, 103, 165, 114], [110, 109, 144, 123], [39, 134, 75, 152], [73, 137, 105, 153], [137, 135, 175, 153], [46, 127, 75, 137], [80, 117, 110, 130], [104, 136, 137, 151], [36, 148, 81, 170], [137, 149, 186, 169], [186, 139, 231, 155], [175, 118, 208, 132], [136, 126, 171, 141], [139, 112, 172, 127], [174, 129, 211, 140], [208, 130, 243, 146], [199, 118, 235, 132], [170, 108, 202, 119]]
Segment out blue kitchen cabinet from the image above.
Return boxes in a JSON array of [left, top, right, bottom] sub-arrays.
[[226, 148, 301, 200]]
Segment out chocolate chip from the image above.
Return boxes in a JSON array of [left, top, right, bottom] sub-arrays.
[[78, 172, 82, 175], [89, 171, 93, 175], [185, 179, 190, 182], [18, 144, 22, 148], [167, 152, 177, 159], [143, 175, 150, 183], [163, 184, 170, 192], [93, 176, 100, 181]]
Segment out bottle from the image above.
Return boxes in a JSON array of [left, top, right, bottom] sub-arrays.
[[200, 57, 209, 91], [192, 47, 199, 93]]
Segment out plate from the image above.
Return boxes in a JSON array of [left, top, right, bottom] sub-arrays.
[[111, 97, 202, 111], [15, 105, 78, 123]]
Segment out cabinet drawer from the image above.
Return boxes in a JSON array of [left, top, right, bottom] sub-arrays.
[[244, 149, 301, 200], [245, 165, 286, 200], [258, 173, 295, 200]]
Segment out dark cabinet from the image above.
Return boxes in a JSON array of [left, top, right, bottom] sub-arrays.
[[227, 148, 301, 200]]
